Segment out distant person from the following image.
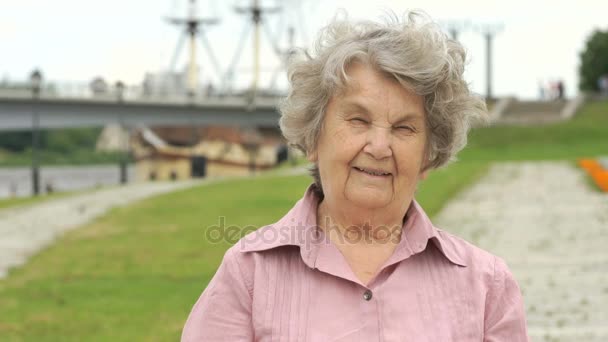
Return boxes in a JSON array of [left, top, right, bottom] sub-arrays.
[[548, 80, 558, 100], [538, 79, 546, 100], [557, 80, 565, 100], [142, 77, 152, 97], [9, 182, 17, 198], [205, 83, 215, 97], [598, 75, 608, 96], [45, 181, 54, 194], [182, 11, 529, 341]]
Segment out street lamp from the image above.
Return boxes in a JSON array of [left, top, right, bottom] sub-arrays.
[[115, 80, 125, 102], [115, 80, 128, 184], [476, 23, 504, 101], [30, 69, 42, 196], [242, 127, 262, 175]]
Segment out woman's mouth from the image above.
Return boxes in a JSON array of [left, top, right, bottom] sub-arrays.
[[353, 166, 391, 177]]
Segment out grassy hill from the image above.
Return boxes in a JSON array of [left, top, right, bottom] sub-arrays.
[[461, 99, 608, 161]]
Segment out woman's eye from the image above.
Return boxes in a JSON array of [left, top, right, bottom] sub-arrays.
[[395, 126, 416, 133], [349, 118, 368, 124]]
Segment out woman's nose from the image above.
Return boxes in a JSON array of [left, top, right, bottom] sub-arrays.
[[363, 126, 392, 159]]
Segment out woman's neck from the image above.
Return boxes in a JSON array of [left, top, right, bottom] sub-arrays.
[[316, 198, 408, 246]]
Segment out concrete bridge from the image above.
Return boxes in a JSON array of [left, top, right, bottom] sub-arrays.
[[0, 92, 282, 131]]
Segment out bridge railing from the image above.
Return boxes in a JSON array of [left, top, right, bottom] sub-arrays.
[[0, 81, 285, 105]]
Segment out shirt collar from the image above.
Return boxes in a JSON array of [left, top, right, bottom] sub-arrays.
[[237, 185, 320, 268], [393, 200, 467, 267], [238, 184, 467, 268]]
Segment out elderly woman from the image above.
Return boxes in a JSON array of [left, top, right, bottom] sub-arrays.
[[182, 12, 528, 341]]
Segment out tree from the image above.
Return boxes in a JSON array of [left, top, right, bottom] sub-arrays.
[[0, 131, 48, 152], [579, 29, 608, 92]]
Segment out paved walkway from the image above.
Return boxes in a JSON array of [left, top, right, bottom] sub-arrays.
[[0, 180, 201, 278], [434, 161, 608, 342]]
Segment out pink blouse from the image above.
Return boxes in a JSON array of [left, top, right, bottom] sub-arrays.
[[182, 186, 529, 341]]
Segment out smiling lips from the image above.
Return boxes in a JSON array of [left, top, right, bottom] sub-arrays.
[[353, 166, 392, 177]]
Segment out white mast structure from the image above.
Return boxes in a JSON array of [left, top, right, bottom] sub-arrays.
[[234, 0, 281, 100], [166, 0, 220, 97]]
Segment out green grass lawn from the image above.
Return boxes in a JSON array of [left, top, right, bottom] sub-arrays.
[[417, 161, 489, 217], [460, 99, 608, 161], [0, 100, 606, 341]]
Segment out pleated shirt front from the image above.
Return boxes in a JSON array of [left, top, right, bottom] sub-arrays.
[[182, 186, 529, 341]]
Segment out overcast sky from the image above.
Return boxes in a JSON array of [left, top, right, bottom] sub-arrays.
[[1, 0, 607, 99]]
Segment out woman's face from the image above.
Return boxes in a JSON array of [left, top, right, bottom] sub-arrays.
[[309, 63, 429, 212]]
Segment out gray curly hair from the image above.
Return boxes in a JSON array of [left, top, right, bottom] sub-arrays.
[[279, 11, 487, 195]]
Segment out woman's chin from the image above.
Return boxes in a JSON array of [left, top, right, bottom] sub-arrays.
[[345, 189, 392, 210]]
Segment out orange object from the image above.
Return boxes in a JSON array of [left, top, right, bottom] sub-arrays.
[[579, 159, 602, 173], [590, 168, 605, 177], [592, 170, 608, 192], [578, 158, 608, 192]]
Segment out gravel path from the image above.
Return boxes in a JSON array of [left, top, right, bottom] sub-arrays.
[[0, 180, 202, 278], [434, 161, 608, 342]]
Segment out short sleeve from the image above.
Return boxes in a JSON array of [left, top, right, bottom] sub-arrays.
[[181, 247, 253, 341], [483, 256, 529, 342]]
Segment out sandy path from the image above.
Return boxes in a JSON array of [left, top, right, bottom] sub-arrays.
[[0, 180, 201, 278], [434, 161, 608, 342]]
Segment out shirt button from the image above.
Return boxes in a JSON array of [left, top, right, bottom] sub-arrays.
[[363, 289, 373, 301]]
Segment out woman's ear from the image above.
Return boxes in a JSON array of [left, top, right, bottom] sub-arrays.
[[419, 156, 432, 180], [307, 149, 318, 163], [419, 169, 430, 180]]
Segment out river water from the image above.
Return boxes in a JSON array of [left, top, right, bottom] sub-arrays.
[[0, 165, 135, 198]]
